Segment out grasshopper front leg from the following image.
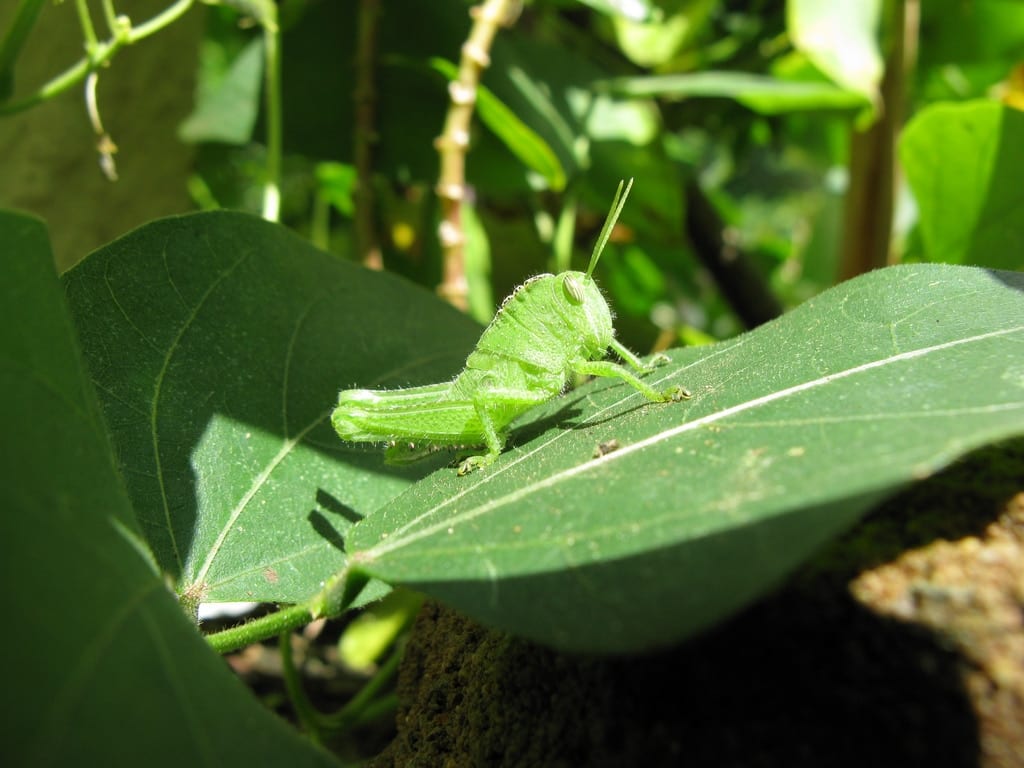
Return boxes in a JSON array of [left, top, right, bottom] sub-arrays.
[[574, 355, 691, 403], [609, 338, 670, 373]]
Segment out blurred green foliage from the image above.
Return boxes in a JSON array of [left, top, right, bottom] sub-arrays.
[[174, 0, 1024, 350]]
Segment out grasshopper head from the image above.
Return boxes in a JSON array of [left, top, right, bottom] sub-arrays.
[[561, 177, 633, 357]]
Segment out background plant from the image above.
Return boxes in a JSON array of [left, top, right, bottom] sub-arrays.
[[2, 0, 1023, 764]]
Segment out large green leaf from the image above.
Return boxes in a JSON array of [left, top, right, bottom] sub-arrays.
[[62, 212, 481, 605], [900, 100, 1024, 270], [347, 264, 1024, 652], [0, 211, 337, 765]]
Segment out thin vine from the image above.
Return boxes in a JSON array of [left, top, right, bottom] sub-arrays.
[[0, 0, 196, 115]]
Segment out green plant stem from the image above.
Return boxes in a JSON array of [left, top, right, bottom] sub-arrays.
[[279, 631, 325, 743], [206, 569, 362, 653], [311, 191, 330, 251], [120, 0, 192, 40], [100, 0, 119, 37], [0, 0, 195, 115], [74, 0, 99, 53], [279, 629, 404, 743], [342, 692, 398, 729], [320, 643, 403, 731], [205, 603, 313, 654], [261, 10, 282, 222]]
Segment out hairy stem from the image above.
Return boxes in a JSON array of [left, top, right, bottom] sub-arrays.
[[435, 0, 520, 310], [205, 603, 314, 654], [205, 569, 363, 653]]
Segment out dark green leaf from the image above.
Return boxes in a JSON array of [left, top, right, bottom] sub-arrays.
[[900, 100, 1024, 270], [485, 34, 682, 231], [276, 0, 467, 180], [429, 57, 566, 191], [347, 264, 1024, 653], [601, 71, 869, 114], [0, 210, 336, 765], [178, 36, 264, 145], [0, 0, 46, 102], [62, 212, 481, 604]]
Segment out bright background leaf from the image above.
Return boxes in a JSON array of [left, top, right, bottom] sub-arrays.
[[900, 101, 1024, 270]]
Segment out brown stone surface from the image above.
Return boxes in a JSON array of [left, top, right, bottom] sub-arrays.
[[852, 494, 1024, 767]]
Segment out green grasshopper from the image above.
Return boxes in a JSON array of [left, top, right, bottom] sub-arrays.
[[332, 179, 690, 475]]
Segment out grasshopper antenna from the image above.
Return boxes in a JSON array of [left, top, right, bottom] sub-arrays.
[[586, 177, 634, 279]]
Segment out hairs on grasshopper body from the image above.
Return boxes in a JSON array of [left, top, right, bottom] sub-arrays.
[[332, 179, 690, 475]]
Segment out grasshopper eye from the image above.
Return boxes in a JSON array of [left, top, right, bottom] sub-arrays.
[[563, 275, 585, 305]]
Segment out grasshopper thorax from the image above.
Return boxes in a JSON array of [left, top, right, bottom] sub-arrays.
[[475, 179, 631, 365]]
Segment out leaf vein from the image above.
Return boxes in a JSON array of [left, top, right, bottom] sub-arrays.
[[152, 249, 251, 572]]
